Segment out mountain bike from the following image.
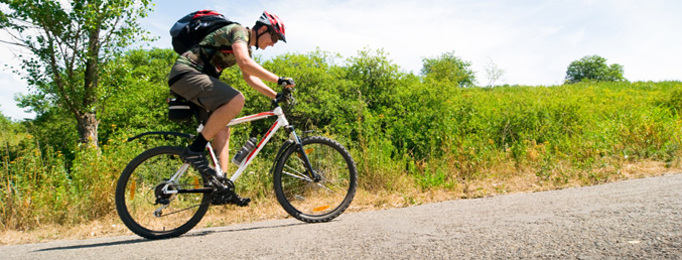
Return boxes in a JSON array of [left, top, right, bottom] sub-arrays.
[[115, 88, 357, 239]]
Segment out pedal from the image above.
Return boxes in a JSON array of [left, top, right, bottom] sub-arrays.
[[211, 189, 251, 207], [231, 196, 251, 207]]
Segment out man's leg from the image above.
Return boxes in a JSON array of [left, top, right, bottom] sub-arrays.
[[212, 126, 231, 173], [201, 93, 244, 140], [183, 94, 243, 167], [171, 71, 249, 206], [195, 95, 251, 206], [182, 94, 244, 177]]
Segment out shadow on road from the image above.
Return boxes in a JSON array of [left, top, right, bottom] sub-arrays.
[[33, 222, 306, 253], [185, 222, 306, 238], [34, 238, 149, 252]]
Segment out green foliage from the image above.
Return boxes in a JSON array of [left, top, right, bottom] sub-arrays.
[[0, 132, 144, 230], [0, 0, 154, 146], [2, 47, 681, 232], [345, 48, 402, 111], [262, 50, 363, 135], [98, 48, 188, 142], [565, 55, 626, 84], [660, 85, 682, 116], [421, 51, 476, 87]]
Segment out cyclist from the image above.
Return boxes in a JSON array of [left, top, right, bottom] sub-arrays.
[[167, 11, 295, 206]]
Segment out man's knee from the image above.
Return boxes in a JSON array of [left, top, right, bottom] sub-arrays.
[[216, 93, 244, 112], [213, 127, 231, 144], [231, 93, 245, 108], [215, 126, 231, 138]]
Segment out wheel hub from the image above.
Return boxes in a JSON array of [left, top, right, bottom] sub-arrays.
[[154, 182, 175, 205]]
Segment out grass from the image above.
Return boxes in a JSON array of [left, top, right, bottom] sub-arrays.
[[1, 81, 681, 244], [0, 160, 677, 245]]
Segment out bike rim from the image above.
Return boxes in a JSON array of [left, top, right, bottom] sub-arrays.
[[122, 151, 208, 234], [279, 141, 354, 217]]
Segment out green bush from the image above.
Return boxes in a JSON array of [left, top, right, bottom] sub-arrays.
[[1, 47, 681, 231]]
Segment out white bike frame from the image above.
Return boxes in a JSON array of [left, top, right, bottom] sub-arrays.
[[205, 106, 293, 182], [162, 104, 313, 197]]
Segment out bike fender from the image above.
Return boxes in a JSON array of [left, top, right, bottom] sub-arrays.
[[127, 131, 195, 142]]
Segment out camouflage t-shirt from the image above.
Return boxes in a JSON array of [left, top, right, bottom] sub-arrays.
[[174, 23, 252, 76]]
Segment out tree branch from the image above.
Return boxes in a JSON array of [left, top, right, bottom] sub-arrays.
[[36, 20, 79, 116], [66, 23, 83, 80], [98, 11, 124, 61], [0, 38, 27, 47]]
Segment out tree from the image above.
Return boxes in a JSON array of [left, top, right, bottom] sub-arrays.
[[345, 48, 402, 110], [421, 51, 476, 87], [97, 48, 180, 144], [565, 55, 625, 84], [484, 58, 505, 87], [0, 0, 153, 147]]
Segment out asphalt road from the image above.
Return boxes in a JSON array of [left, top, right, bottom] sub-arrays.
[[1, 173, 680, 259]]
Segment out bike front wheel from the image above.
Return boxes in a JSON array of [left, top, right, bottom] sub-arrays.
[[115, 146, 211, 239], [273, 136, 357, 223]]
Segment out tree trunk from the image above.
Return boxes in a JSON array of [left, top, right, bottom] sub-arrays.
[[76, 18, 102, 148], [77, 112, 99, 147]]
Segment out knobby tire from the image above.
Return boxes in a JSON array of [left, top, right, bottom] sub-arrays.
[[273, 136, 358, 223], [115, 146, 211, 239]]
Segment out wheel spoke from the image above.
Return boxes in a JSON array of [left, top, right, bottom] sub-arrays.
[[115, 146, 212, 239], [283, 164, 313, 182], [315, 182, 334, 193], [273, 137, 357, 223], [154, 203, 205, 217]]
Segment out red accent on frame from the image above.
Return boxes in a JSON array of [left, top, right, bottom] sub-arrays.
[[244, 121, 278, 163], [241, 112, 276, 121]]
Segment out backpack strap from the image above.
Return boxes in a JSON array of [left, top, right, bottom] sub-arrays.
[[195, 22, 238, 77], [197, 46, 224, 77]]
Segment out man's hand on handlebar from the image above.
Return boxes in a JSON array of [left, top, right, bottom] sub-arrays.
[[278, 77, 296, 88], [275, 91, 287, 100], [274, 90, 295, 105], [274, 77, 296, 105]]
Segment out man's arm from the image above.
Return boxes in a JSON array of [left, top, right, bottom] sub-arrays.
[[232, 41, 278, 83], [232, 40, 282, 98], [243, 72, 277, 99]]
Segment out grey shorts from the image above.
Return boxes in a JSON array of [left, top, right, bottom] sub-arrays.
[[168, 64, 241, 112]]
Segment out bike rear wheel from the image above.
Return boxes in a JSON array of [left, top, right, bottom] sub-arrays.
[[273, 136, 357, 223], [115, 146, 211, 239]]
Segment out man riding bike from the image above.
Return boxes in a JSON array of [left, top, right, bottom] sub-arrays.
[[167, 11, 295, 206]]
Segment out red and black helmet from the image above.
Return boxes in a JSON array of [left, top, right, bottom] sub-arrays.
[[256, 11, 286, 43]]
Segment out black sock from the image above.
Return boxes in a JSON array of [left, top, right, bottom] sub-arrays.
[[188, 133, 208, 152]]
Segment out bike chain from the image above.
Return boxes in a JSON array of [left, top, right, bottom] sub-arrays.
[[153, 178, 232, 218]]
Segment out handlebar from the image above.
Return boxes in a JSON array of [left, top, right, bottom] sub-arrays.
[[272, 86, 295, 106]]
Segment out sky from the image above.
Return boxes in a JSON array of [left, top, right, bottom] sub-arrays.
[[1, 0, 681, 120]]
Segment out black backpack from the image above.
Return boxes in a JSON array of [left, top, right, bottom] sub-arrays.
[[169, 10, 238, 55]]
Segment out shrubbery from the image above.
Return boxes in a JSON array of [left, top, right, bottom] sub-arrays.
[[1, 48, 680, 231]]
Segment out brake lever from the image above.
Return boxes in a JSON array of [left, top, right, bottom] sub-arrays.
[[287, 95, 297, 106]]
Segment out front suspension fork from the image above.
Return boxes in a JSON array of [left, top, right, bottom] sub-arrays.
[[287, 126, 321, 182]]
